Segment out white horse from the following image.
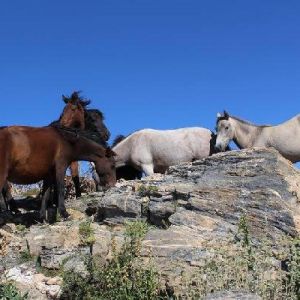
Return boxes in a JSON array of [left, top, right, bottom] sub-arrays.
[[112, 127, 218, 176], [215, 111, 300, 163]]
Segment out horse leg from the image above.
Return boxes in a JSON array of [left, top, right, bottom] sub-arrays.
[[3, 182, 19, 213], [70, 161, 81, 198], [56, 166, 69, 219], [40, 179, 52, 220], [0, 176, 8, 211], [141, 164, 154, 176], [90, 162, 101, 191]]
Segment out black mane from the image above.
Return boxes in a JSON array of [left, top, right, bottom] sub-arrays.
[[112, 135, 126, 148], [50, 123, 107, 147], [62, 91, 91, 107], [50, 109, 109, 146], [84, 109, 105, 131]]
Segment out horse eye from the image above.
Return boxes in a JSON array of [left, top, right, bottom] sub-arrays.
[[225, 126, 229, 130]]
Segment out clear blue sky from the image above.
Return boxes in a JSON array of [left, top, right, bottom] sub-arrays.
[[1, 0, 300, 142]]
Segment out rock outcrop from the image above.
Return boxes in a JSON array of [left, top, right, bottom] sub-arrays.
[[1, 148, 299, 298]]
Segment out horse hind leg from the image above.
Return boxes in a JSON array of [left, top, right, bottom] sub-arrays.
[[56, 165, 70, 219], [40, 179, 52, 221], [3, 182, 19, 213], [70, 161, 81, 198], [0, 175, 9, 211]]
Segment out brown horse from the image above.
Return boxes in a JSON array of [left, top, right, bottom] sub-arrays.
[[52, 91, 110, 197], [0, 125, 116, 219]]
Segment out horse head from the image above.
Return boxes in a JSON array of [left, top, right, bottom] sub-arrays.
[[215, 110, 234, 151], [85, 109, 111, 143], [60, 91, 90, 129]]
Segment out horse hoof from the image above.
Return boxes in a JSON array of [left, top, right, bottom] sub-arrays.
[[39, 212, 46, 221], [60, 210, 70, 220]]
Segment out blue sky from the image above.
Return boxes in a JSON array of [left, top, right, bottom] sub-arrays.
[[1, 0, 300, 143]]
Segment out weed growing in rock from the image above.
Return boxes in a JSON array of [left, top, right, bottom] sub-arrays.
[[137, 185, 159, 197], [61, 220, 161, 300], [19, 240, 32, 263], [15, 225, 26, 234], [180, 215, 300, 299], [78, 219, 95, 246], [0, 283, 28, 300]]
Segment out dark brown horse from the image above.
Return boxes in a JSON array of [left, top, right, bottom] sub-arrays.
[[52, 91, 110, 197], [0, 125, 116, 219]]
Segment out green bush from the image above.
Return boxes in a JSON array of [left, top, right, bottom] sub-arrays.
[[180, 215, 300, 300], [78, 220, 95, 246], [0, 283, 28, 300], [61, 220, 161, 300]]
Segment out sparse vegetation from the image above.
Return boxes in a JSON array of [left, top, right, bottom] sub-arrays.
[[15, 225, 26, 233], [19, 240, 32, 263], [0, 283, 28, 300], [78, 219, 95, 246], [137, 184, 159, 197], [61, 220, 160, 300], [179, 215, 300, 299]]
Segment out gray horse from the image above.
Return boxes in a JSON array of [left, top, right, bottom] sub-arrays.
[[215, 111, 300, 163], [113, 127, 221, 176]]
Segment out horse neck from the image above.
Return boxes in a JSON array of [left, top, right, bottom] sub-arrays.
[[71, 136, 105, 161], [231, 118, 262, 149]]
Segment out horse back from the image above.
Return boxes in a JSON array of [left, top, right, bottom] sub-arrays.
[[3, 126, 61, 165]]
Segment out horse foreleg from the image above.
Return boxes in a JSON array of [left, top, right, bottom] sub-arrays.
[[141, 164, 154, 176], [90, 162, 101, 191], [0, 193, 7, 211], [70, 161, 81, 198]]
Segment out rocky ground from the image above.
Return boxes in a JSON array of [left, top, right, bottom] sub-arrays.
[[0, 148, 299, 299]]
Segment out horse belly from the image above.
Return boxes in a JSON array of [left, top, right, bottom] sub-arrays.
[[8, 162, 54, 184], [8, 130, 57, 184], [152, 146, 194, 168]]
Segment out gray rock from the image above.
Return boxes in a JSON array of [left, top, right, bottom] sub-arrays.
[[1, 148, 300, 297], [204, 290, 261, 300]]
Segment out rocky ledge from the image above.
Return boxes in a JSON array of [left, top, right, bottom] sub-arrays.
[[0, 148, 299, 299]]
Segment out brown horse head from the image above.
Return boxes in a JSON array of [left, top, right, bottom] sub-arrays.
[[60, 91, 91, 129], [85, 109, 111, 142], [94, 147, 116, 187]]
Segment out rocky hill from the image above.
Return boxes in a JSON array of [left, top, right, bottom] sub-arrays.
[[0, 148, 299, 299]]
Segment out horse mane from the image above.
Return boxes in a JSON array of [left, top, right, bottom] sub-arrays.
[[112, 135, 126, 147], [230, 115, 272, 128], [50, 124, 107, 147], [84, 109, 105, 131], [50, 109, 109, 145], [86, 109, 104, 120], [62, 91, 91, 107], [217, 111, 271, 128]]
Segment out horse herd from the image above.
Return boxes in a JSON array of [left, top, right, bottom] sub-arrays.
[[1, 92, 299, 221]]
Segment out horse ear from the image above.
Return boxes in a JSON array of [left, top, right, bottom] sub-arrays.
[[81, 99, 91, 107], [223, 110, 229, 118], [217, 112, 222, 118], [62, 95, 69, 103], [106, 147, 116, 157]]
